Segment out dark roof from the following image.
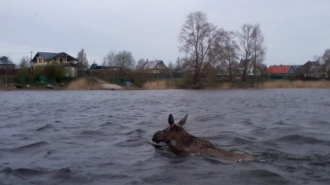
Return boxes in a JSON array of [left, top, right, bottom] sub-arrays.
[[238, 59, 252, 68], [303, 61, 320, 67], [0, 56, 15, 65], [290, 65, 301, 71], [90, 63, 120, 70], [31, 52, 78, 62], [136, 60, 167, 70], [182, 62, 213, 72]]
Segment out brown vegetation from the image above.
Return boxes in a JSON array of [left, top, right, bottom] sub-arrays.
[[261, 80, 330, 88], [142, 79, 330, 90], [66, 78, 102, 90], [142, 80, 177, 90]]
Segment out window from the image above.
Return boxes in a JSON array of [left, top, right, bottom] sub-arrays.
[[38, 58, 42, 63], [60, 58, 63, 63]]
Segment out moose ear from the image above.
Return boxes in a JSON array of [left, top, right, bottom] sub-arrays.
[[178, 114, 188, 126], [168, 114, 174, 125]]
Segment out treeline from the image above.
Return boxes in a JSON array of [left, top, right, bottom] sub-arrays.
[[5, 11, 330, 88]]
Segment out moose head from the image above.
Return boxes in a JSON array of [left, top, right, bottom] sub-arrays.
[[152, 114, 188, 145], [151, 114, 254, 161]]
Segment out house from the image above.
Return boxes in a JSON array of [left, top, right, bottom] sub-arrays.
[[287, 65, 302, 76], [295, 61, 325, 79], [266, 65, 291, 79], [90, 63, 120, 70], [0, 56, 17, 76], [30, 52, 79, 77], [238, 59, 261, 77], [182, 62, 216, 78], [135, 59, 168, 73], [215, 61, 240, 78]]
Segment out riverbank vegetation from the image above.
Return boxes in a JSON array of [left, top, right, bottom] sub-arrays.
[[1, 11, 330, 91], [141, 79, 330, 90]]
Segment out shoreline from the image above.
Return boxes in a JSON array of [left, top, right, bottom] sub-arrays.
[[1, 79, 330, 91]]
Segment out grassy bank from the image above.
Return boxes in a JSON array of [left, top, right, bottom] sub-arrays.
[[261, 80, 330, 88], [142, 80, 177, 90], [141, 79, 330, 90], [66, 78, 102, 90]]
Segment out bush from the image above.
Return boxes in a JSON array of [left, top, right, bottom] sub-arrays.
[[32, 65, 65, 83]]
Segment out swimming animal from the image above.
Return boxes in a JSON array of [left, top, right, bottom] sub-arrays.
[[152, 114, 253, 161]]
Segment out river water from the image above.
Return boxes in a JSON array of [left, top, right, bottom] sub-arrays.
[[0, 89, 329, 185]]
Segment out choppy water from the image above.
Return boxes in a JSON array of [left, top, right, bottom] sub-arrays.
[[0, 89, 330, 185]]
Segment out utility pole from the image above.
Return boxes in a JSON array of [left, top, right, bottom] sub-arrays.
[[30, 51, 33, 67], [5, 56, 8, 87]]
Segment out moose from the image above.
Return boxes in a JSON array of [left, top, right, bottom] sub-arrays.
[[152, 114, 253, 161]]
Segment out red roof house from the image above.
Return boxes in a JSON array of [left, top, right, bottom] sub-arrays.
[[266, 65, 291, 79], [267, 65, 290, 75]]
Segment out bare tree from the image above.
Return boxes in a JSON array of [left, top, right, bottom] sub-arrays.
[[179, 11, 219, 86], [167, 61, 176, 73], [136, 58, 145, 68], [237, 24, 254, 82], [237, 23, 266, 83], [213, 30, 239, 82], [251, 23, 266, 84], [19, 56, 30, 68], [114, 50, 135, 78], [321, 48, 330, 77], [103, 51, 116, 66], [77, 49, 89, 69]]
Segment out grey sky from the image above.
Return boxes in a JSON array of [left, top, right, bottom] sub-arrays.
[[1, 0, 329, 66]]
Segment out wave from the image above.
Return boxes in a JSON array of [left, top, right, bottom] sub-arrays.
[[79, 130, 105, 136], [126, 129, 146, 136], [10, 168, 47, 176], [1, 166, 71, 179], [52, 167, 71, 179], [36, 124, 53, 131], [99, 121, 128, 130], [194, 114, 224, 122], [240, 169, 289, 184], [100, 121, 116, 127], [115, 138, 147, 147], [253, 150, 330, 165], [12, 141, 48, 151], [275, 134, 330, 145]]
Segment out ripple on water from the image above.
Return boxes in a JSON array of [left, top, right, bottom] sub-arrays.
[[36, 124, 53, 131], [239, 169, 290, 185], [115, 129, 148, 147], [12, 141, 48, 152], [275, 134, 330, 145], [1, 90, 330, 184]]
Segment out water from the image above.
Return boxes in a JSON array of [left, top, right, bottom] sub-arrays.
[[0, 89, 330, 185]]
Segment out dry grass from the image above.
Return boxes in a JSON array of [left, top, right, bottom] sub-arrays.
[[143, 79, 330, 90], [261, 80, 330, 88], [142, 80, 177, 90], [217, 82, 232, 89], [66, 78, 102, 90]]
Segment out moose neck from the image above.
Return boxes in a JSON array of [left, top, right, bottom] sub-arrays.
[[168, 130, 199, 151]]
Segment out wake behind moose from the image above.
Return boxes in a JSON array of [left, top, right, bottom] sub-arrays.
[[152, 114, 253, 161]]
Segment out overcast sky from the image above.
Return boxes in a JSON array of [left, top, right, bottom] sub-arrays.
[[1, 0, 330, 66]]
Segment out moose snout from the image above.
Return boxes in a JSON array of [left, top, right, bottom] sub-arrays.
[[152, 130, 164, 143]]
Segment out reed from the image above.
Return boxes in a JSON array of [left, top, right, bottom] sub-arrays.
[[66, 78, 102, 90], [142, 80, 177, 90], [261, 80, 330, 88]]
